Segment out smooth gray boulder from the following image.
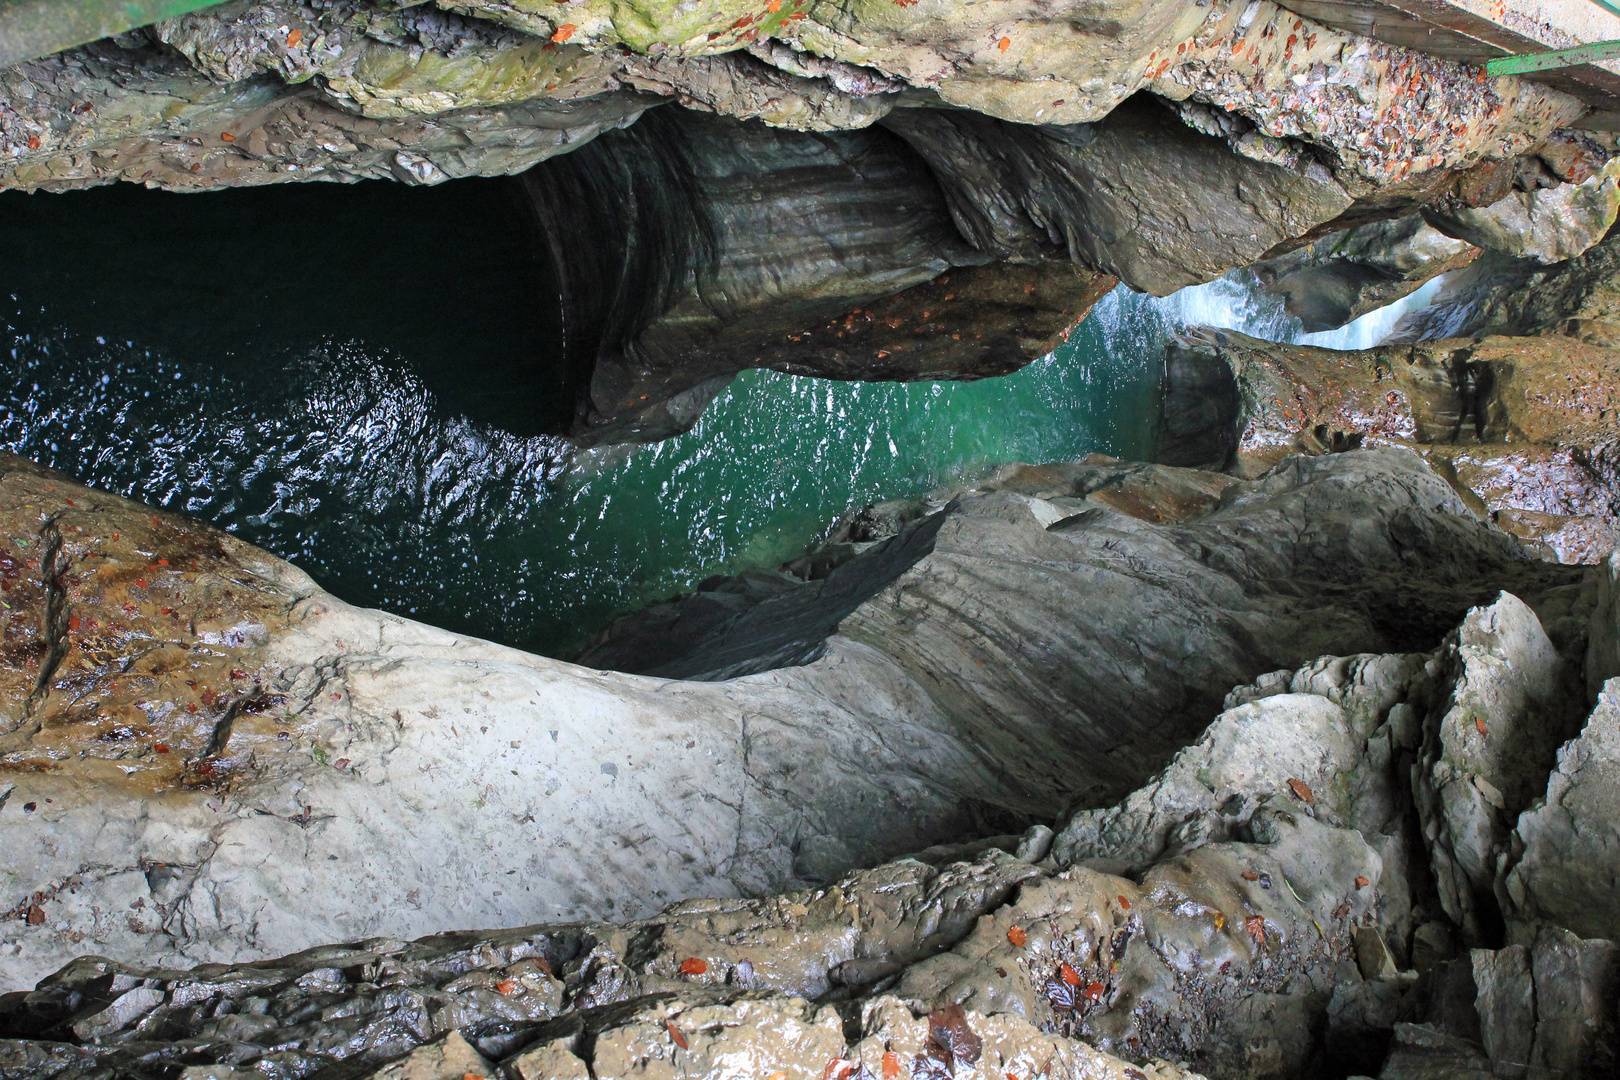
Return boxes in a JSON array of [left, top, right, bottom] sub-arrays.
[[1414, 593, 1585, 943]]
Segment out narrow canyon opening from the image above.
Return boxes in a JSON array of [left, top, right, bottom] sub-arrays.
[[2, 3, 1620, 1078]]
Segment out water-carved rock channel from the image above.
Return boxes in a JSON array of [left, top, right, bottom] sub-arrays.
[[2, 2, 1620, 1078]]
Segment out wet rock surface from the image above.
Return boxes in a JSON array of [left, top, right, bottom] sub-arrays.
[[0, 0, 1607, 440], [1252, 215, 1480, 333], [0, 447, 1582, 1002], [5, 551, 1619, 1078], [1158, 324, 1620, 563]]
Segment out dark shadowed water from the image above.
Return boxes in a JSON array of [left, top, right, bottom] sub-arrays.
[[0, 178, 1429, 656]]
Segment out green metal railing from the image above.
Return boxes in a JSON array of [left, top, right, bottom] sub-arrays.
[[0, 0, 232, 67], [1486, 0, 1620, 76]]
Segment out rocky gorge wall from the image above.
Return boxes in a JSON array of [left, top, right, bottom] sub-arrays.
[[1, 0, 1608, 440], [4, 1, 1620, 1078], [2, 442, 1617, 1080]]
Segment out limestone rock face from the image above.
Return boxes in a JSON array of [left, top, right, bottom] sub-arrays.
[[1414, 594, 1585, 942], [1469, 929, 1620, 1080], [0, 447, 1580, 998], [878, 96, 1354, 297], [0, 1, 1586, 196], [1157, 326, 1620, 563], [1501, 679, 1620, 942], [1423, 158, 1620, 266], [1251, 214, 1480, 333], [7, 555, 1611, 1080]]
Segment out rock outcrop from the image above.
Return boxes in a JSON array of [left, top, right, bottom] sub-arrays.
[[1156, 324, 1620, 563], [0, 446, 1582, 1001], [0, 0, 1607, 440], [1251, 214, 1481, 333], [6, 546, 1618, 1079]]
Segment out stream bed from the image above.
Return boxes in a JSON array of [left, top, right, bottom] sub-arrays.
[[0, 177, 1431, 656]]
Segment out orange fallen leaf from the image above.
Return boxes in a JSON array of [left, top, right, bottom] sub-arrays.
[[67, 616, 80, 632], [286, 28, 301, 47], [551, 23, 576, 41], [1083, 980, 1105, 1001], [1245, 916, 1266, 946], [220, 132, 236, 142], [1287, 778, 1315, 804], [1241, 870, 1259, 881], [1475, 717, 1487, 736], [157, 558, 169, 566], [822, 1060, 854, 1080], [1117, 895, 1131, 910], [494, 978, 520, 995], [679, 957, 708, 975], [881, 1053, 901, 1079], [1006, 925, 1027, 948], [1059, 962, 1080, 986], [1355, 875, 1370, 889], [665, 1019, 687, 1049], [998, 36, 1011, 52], [766, 0, 781, 9], [27, 136, 40, 149]]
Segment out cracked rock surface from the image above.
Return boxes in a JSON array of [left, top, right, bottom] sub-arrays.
[[0, 446, 1581, 1001], [4, 550, 1618, 1078], [0, 0, 1606, 441]]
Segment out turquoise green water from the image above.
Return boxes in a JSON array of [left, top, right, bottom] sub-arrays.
[[0, 179, 1189, 656]]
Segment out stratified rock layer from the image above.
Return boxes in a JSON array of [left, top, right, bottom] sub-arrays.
[[6, 557, 1619, 1079], [1157, 324, 1620, 563], [0, 447, 1581, 1001]]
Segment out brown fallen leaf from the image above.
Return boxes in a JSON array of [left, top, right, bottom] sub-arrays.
[[927, 1002, 982, 1065], [1287, 778, 1315, 803], [1117, 894, 1131, 910], [679, 957, 708, 975], [1355, 875, 1370, 889], [1241, 870, 1259, 881], [26, 904, 45, 926], [665, 1020, 687, 1050], [1006, 925, 1027, 948]]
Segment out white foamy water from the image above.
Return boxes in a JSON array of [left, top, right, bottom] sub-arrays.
[[1140, 268, 1443, 351]]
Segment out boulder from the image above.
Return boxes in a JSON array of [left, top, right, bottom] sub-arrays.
[[1413, 594, 1585, 943], [0, 447, 1582, 994], [1501, 679, 1620, 942]]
